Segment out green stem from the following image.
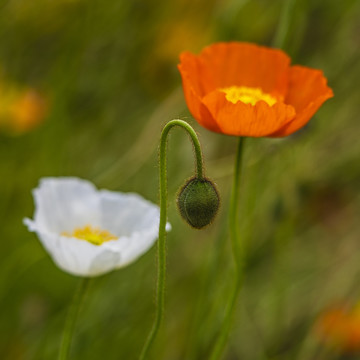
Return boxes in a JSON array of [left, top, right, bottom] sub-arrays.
[[139, 119, 204, 360], [272, 0, 297, 49], [58, 278, 90, 360], [270, 0, 298, 352], [209, 137, 245, 360]]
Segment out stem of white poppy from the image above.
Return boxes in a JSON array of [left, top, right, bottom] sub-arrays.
[[209, 137, 246, 360], [58, 278, 90, 360], [139, 119, 204, 360]]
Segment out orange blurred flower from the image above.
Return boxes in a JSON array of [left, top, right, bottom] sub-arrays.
[[0, 87, 48, 135], [316, 303, 360, 353], [178, 42, 333, 137]]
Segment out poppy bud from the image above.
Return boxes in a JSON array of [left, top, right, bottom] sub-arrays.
[[177, 177, 220, 229]]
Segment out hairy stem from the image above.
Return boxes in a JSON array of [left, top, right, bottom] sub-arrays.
[[58, 278, 90, 360], [139, 119, 204, 359], [209, 137, 245, 360]]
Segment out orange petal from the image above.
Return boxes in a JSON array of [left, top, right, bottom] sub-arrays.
[[271, 65, 334, 137], [202, 89, 295, 137], [178, 54, 221, 132], [199, 42, 291, 97], [178, 51, 217, 96], [347, 321, 360, 351]]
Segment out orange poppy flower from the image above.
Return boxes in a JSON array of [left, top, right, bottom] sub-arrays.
[[178, 42, 333, 137], [0, 86, 48, 135], [316, 304, 360, 353], [9, 90, 48, 134]]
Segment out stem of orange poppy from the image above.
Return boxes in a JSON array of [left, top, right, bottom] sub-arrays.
[[58, 278, 91, 360], [139, 119, 204, 360], [209, 137, 246, 360]]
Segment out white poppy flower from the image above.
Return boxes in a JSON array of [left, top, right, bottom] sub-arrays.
[[24, 177, 167, 277]]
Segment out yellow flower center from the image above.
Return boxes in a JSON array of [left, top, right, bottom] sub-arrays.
[[220, 86, 277, 106], [62, 225, 117, 245]]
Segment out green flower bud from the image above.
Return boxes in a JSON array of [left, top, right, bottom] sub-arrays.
[[177, 177, 220, 229]]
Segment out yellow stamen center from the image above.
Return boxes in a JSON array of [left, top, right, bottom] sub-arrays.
[[62, 225, 117, 245], [220, 86, 277, 106]]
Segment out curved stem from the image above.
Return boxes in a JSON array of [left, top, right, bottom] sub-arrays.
[[139, 119, 204, 359], [58, 278, 90, 360], [209, 137, 245, 360], [159, 119, 204, 179]]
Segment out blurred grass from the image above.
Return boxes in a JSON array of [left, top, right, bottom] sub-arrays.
[[0, 0, 359, 359]]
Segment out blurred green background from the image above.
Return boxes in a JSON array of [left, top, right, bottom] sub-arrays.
[[0, 0, 359, 359]]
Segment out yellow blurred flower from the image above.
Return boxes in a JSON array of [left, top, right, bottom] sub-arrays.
[[142, 18, 212, 93], [0, 86, 48, 135], [316, 302, 360, 353], [155, 20, 212, 63]]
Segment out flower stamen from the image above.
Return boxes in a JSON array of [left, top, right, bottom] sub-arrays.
[[220, 86, 277, 106], [62, 225, 117, 245]]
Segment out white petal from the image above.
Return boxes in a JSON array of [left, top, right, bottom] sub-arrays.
[[25, 177, 172, 277], [99, 190, 162, 267], [24, 218, 120, 277], [33, 177, 101, 233], [99, 190, 160, 235], [102, 227, 158, 268]]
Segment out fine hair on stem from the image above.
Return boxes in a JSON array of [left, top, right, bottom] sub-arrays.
[[139, 119, 205, 359]]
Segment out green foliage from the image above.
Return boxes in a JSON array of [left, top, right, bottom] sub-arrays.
[[0, 0, 359, 359]]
